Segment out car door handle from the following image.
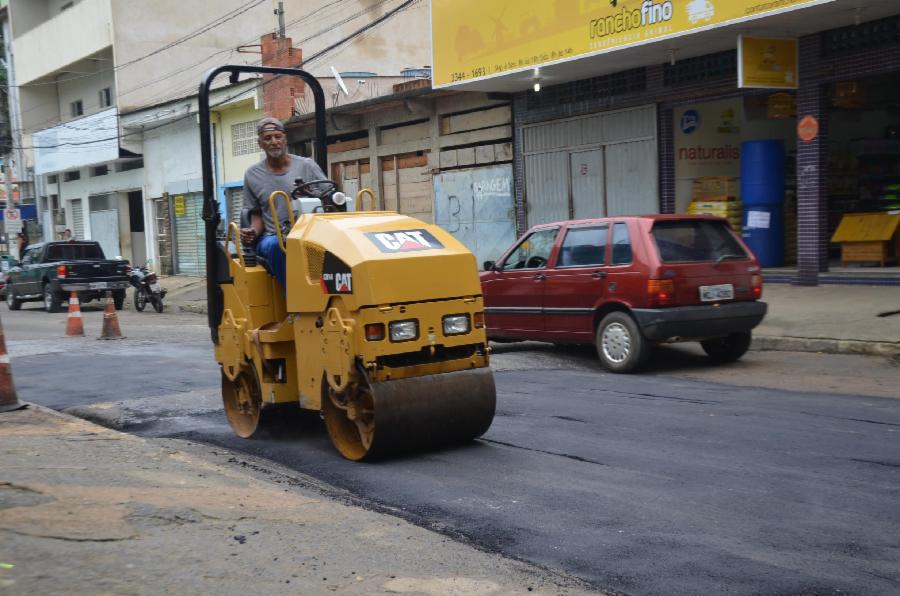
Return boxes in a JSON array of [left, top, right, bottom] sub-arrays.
[[533, 274, 546, 281], [592, 271, 608, 278]]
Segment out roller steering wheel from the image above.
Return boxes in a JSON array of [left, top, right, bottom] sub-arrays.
[[292, 179, 337, 199], [292, 179, 344, 212]]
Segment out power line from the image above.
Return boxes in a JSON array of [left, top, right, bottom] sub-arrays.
[[12, 0, 421, 152]]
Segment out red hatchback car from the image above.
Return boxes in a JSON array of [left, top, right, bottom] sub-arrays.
[[480, 215, 768, 373]]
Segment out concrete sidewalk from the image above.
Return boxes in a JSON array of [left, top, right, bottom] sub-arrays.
[[159, 275, 900, 357], [0, 404, 590, 596]]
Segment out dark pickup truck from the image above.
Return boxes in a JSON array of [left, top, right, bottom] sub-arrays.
[[6, 241, 130, 313]]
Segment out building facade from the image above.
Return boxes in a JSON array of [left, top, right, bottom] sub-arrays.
[[433, 0, 900, 285], [6, 0, 431, 270]]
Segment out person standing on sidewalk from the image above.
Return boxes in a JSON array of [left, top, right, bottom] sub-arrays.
[[239, 118, 326, 289]]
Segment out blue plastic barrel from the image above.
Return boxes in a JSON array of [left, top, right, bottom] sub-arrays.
[[741, 140, 785, 206], [740, 140, 786, 266], [741, 205, 785, 267]]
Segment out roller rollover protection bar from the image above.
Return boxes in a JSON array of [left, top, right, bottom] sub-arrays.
[[198, 65, 327, 344]]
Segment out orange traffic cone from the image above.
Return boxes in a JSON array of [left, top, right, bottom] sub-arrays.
[[0, 314, 23, 413], [98, 291, 123, 340], [65, 291, 85, 337]]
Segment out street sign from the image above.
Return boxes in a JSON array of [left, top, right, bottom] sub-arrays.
[[4, 208, 22, 234]]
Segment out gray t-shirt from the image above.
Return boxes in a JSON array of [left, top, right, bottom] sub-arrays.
[[243, 154, 326, 235]]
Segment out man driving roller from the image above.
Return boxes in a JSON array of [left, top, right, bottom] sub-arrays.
[[240, 117, 327, 288]]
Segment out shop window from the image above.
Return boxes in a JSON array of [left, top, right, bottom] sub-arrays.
[[231, 120, 260, 156], [664, 50, 736, 87]]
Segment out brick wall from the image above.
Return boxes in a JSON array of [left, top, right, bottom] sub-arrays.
[[261, 34, 302, 120]]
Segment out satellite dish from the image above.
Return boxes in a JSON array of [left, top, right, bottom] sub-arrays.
[[331, 66, 349, 96]]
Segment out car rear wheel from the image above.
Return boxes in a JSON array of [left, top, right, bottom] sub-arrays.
[[701, 332, 752, 363], [43, 284, 62, 313], [6, 288, 21, 311], [113, 291, 125, 311], [595, 311, 650, 373]]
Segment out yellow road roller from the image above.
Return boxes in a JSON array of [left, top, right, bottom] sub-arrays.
[[198, 66, 495, 460]]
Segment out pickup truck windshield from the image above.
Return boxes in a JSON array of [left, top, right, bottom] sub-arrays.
[[652, 220, 748, 263], [44, 243, 105, 261]]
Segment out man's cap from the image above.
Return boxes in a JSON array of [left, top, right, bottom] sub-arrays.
[[257, 117, 285, 135]]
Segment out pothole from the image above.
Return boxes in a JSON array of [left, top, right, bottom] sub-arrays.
[[0, 483, 55, 510]]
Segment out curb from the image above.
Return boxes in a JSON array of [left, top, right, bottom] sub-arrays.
[[168, 302, 899, 359], [752, 335, 900, 358]]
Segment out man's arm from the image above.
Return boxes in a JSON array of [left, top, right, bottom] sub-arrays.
[[240, 173, 264, 245]]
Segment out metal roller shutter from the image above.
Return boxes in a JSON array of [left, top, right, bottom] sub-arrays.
[[71, 199, 84, 240], [523, 105, 658, 226], [174, 192, 205, 276]]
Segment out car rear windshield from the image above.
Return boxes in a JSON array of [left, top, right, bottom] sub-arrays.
[[652, 220, 748, 263], [45, 243, 105, 261]]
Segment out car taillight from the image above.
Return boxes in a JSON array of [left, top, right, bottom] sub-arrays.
[[648, 279, 675, 306], [751, 274, 763, 299], [365, 323, 385, 341], [57, 265, 67, 278]]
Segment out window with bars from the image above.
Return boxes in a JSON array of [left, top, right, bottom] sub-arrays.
[[231, 120, 260, 156]]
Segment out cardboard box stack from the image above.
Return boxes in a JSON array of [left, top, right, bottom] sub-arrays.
[[687, 177, 742, 231]]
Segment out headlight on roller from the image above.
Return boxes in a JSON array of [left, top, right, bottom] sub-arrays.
[[389, 319, 419, 342], [442, 314, 470, 336]]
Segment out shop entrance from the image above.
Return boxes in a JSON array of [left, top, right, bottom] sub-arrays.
[[826, 72, 900, 267]]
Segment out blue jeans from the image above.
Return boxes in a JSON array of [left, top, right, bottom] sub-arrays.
[[256, 234, 286, 290]]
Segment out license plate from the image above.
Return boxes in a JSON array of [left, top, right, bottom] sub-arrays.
[[699, 284, 734, 302], [150, 283, 162, 292], [89, 282, 108, 290]]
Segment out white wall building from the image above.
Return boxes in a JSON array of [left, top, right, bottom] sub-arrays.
[[7, 0, 432, 268]]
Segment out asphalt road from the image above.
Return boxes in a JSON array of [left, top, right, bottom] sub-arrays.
[[5, 306, 900, 595]]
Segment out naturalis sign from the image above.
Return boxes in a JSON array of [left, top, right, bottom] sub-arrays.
[[432, 0, 832, 87]]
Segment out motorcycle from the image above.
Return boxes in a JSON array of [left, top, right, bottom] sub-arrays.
[[127, 264, 167, 313]]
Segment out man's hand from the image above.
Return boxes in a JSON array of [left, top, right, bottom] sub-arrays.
[[240, 227, 257, 245]]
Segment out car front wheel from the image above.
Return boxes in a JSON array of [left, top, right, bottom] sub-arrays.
[[701, 332, 752, 363], [595, 311, 650, 373]]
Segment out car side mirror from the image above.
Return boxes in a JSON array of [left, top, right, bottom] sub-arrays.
[[483, 260, 496, 271]]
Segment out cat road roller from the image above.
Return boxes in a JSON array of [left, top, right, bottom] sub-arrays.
[[198, 66, 495, 460]]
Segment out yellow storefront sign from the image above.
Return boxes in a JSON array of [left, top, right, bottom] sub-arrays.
[[738, 36, 798, 89], [174, 195, 186, 217], [432, 0, 830, 88]]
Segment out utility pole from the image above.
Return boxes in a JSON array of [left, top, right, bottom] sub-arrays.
[[275, 2, 285, 38]]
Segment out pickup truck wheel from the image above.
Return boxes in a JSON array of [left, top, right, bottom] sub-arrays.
[[113, 291, 125, 311], [595, 311, 650, 374], [6, 288, 21, 311], [43, 284, 62, 313], [701, 332, 752, 363]]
